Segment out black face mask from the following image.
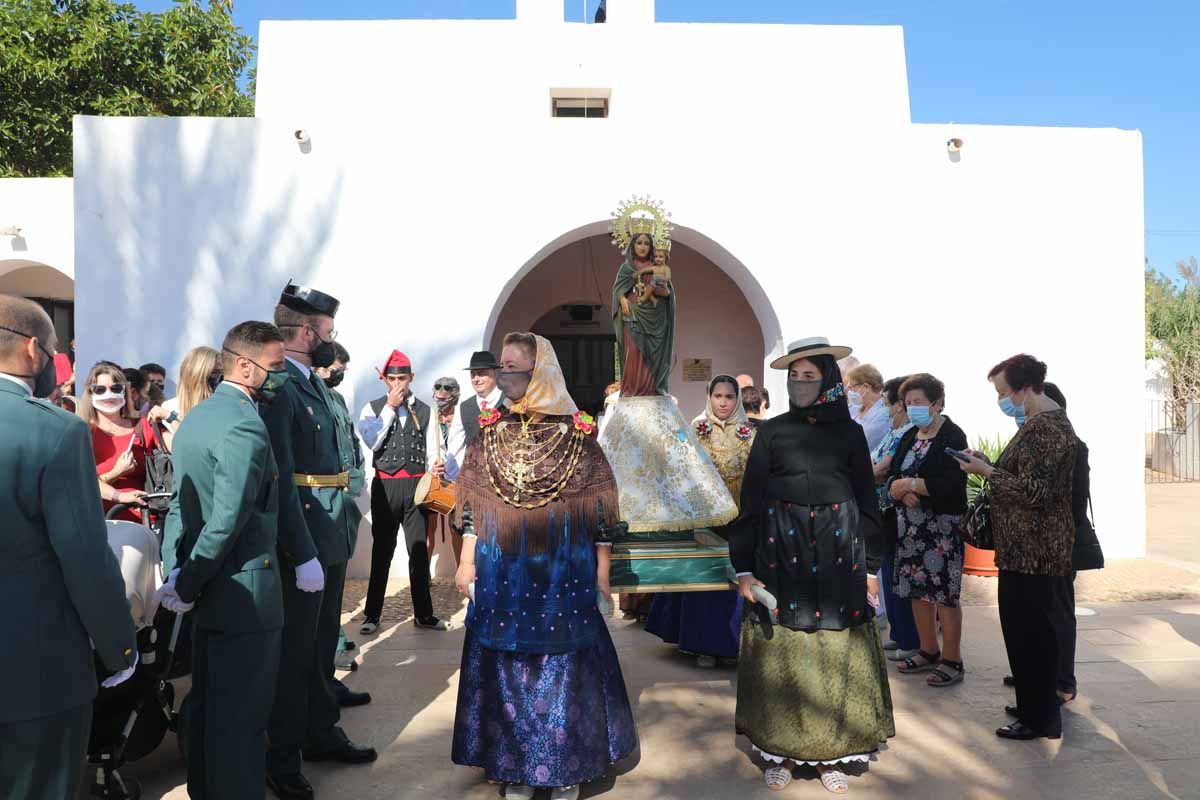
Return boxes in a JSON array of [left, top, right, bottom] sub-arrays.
[[0, 324, 57, 399], [497, 369, 533, 402], [323, 368, 345, 389], [311, 339, 338, 370]]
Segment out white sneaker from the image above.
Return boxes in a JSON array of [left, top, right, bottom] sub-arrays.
[[550, 786, 579, 800], [359, 619, 379, 635], [505, 785, 535, 800], [887, 647, 917, 662]]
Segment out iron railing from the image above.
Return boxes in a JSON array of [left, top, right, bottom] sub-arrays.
[[1145, 398, 1200, 483]]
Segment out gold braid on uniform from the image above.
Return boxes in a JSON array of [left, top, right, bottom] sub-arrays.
[[482, 417, 587, 508]]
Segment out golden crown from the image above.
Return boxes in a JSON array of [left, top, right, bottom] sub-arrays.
[[610, 195, 672, 252]]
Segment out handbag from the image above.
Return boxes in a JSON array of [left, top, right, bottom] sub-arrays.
[[962, 481, 994, 551], [414, 411, 456, 516], [1072, 494, 1105, 571]]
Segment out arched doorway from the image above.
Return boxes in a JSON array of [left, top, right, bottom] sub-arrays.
[[0, 259, 75, 350], [486, 222, 783, 418]]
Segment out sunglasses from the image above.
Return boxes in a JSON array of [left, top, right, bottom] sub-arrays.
[[91, 384, 126, 396], [434, 383, 457, 392]]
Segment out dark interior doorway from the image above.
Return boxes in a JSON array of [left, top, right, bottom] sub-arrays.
[[539, 333, 616, 416]]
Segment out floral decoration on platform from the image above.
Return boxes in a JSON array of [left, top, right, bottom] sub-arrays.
[[573, 410, 597, 436], [479, 405, 502, 428], [694, 419, 712, 438]]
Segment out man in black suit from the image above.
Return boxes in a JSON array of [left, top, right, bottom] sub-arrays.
[[445, 350, 502, 479]]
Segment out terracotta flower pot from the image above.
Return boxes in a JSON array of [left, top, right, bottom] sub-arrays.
[[963, 543, 998, 577]]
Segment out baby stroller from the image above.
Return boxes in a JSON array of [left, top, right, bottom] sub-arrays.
[[87, 500, 190, 800]]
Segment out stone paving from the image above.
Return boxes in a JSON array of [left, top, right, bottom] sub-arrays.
[[96, 485, 1200, 800]]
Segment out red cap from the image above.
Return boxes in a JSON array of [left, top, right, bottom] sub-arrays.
[[382, 350, 412, 375], [54, 353, 73, 385]]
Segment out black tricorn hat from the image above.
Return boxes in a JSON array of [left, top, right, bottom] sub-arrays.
[[279, 280, 340, 318], [464, 350, 501, 371]]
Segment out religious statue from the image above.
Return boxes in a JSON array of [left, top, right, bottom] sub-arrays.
[[598, 195, 737, 535]]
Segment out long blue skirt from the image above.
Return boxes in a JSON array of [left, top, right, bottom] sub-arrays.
[[451, 623, 638, 788], [645, 589, 743, 660]]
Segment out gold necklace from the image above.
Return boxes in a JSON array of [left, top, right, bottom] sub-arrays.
[[483, 417, 586, 508]]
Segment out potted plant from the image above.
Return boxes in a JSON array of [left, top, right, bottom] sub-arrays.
[[964, 434, 1008, 577]]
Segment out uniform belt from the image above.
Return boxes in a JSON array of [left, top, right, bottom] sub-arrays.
[[294, 471, 350, 488]]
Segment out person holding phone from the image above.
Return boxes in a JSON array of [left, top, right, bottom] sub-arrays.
[[885, 373, 970, 687]]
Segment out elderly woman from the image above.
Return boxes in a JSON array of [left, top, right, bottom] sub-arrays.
[[646, 375, 754, 667], [886, 374, 969, 687], [957, 355, 1076, 741], [846, 363, 889, 451], [732, 337, 893, 794], [452, 332, 637, 800], [871, 375, 919, 662]]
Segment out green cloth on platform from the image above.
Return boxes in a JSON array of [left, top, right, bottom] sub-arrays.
[[0, 702, 91, 800], [735, 616, 895, 765]]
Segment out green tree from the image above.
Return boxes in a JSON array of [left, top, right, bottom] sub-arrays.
[[1146, 257, 1200, 424], [0, 0, 255, 177]]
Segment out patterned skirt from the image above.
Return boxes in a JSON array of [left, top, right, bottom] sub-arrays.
[[452, 624, 638, 787], [645, 589, 743, 659], [893, 507, 965, 607], [735, 616, 895, 765]]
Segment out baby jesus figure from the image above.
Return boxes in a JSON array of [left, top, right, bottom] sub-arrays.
[[635, 248, 673, 307]]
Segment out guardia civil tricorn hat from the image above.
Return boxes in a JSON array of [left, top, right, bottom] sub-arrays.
[[769, 336, 853, 370], [279, 280, 340, 318]]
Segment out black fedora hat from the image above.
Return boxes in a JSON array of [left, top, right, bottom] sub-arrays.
[[769, 336, 852, 370], [464, 350, 500, 371], [279, 280, 340, 318]]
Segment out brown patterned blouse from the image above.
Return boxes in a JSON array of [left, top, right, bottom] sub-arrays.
[[990, 409, 1076, 576]]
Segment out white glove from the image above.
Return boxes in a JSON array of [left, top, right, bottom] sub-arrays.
[[154, 568, 195, 614], [101, 652, 139, 688], [296, 557, 325, 593]]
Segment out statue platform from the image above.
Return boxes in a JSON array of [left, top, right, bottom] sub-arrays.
[[610, 529, 733, 593]]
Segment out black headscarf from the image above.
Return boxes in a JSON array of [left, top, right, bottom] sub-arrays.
[[788, 354, 850, 423]]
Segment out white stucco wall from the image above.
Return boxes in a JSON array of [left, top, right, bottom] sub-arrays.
[[0, 177, 74, 287], [72, 9, 1146, 578]]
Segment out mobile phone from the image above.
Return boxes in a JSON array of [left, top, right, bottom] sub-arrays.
[[944, 448, 971, 462]]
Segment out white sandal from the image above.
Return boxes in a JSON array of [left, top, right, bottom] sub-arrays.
[[505, 785, 535, 800], [818, 767, 849, 794], [764, 765, 793, 791], [550, 786, 580, 800]]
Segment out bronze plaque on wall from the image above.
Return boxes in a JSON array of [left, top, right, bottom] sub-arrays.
[[682, 358, 712, 383]]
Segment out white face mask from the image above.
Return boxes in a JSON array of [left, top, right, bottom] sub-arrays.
[[847, 390, 863, 408], [92, 394, 125, 414]]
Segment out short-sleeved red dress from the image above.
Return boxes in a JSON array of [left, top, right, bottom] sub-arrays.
[[92, 416, 158, 522]]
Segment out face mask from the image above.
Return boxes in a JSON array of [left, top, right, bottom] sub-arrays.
[[305, 325, 338, 370], [323, 368, 345, 389], [92, 394, 126, 414], [847, 390, 863, 408], [787, 378, 822, 408], [999, 393, 1025, 420], [1015, 411, 1027, 427], [0, 324, 57, 398], [436, 394, 457, 410], [207, 373, 223, 392], [222, 347, 291, 404], [497, 369, 533, 402], [907, 405, 934, 428]]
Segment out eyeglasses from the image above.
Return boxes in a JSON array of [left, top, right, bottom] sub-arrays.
[[434, 384, 457, 392], [148, 379, 165, 388], [91, 384, 125, 396]]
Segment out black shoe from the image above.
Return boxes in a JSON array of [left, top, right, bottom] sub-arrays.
[[335, 680, 372, 708], [1003, 675, 1016, 687], [303, 728, 378, 764], [996, 722, 1060, 741], [1005, 705, 1020, 718], [267, 773, 314, 800], [414, 616, 449, 631]]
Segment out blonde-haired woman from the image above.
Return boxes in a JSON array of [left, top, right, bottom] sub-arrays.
[[78, 362, 161, 522], [160, 346, 221, 449]]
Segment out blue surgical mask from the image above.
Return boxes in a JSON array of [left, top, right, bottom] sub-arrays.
[[906, 405, 933, 428], [1015, 411, 1027, 427], [999, 394, 1025, 420]]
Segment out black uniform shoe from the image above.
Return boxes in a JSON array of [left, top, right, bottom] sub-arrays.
[[267, 773, 314, 800], [334, 678, 372, 707], [303, 728, 378, 764], [996, 722, 1061, 741]]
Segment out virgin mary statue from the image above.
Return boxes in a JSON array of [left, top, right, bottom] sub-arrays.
[[598, 196, 737, 533]]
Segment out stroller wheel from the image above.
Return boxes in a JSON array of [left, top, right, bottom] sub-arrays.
[[89, 770, 142, 800]]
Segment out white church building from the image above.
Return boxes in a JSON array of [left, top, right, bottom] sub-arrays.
[[1, 0, 1145, 575]]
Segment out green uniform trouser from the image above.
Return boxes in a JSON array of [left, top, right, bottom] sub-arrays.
[[186, 625, 281, 799], [0, 702, 91, 800]]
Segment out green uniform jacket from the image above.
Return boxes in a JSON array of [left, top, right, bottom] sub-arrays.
[[328, 388, 366, 548], [0, 378, 136, 723], [162, 383, 284, 633], [261, 360, 358, 568]]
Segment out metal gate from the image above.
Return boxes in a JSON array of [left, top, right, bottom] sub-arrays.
[[1145, 398, 1200, 483]]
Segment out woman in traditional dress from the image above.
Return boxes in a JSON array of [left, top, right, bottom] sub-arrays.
[[646, 374, 754, 666], [732, 337, 895, 794], [612, 232, 674, 397], [451, 332, 638, 800]]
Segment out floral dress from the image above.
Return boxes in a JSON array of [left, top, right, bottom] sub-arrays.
[[892, 440, 965, 607]]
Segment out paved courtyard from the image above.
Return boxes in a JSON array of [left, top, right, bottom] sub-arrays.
[[101, 485, 1200, 800]]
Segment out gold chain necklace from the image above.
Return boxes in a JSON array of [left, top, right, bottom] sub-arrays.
[[483, 417, 586, 508]]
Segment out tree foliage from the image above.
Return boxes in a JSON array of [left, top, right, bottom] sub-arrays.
[[1146, 257, 1200, 414], [0, 0, 255, 177]]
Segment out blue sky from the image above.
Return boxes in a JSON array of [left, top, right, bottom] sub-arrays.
[[143, 0, 1200, 274]]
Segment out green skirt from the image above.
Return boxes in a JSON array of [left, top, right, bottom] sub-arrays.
[[735, 617, 895, 765]]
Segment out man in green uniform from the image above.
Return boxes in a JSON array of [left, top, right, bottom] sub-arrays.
[[0, 294, 137, 799], [160, 321, 290, 799], [265, 282, 375, 800], [315, 342, 371, 700]]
